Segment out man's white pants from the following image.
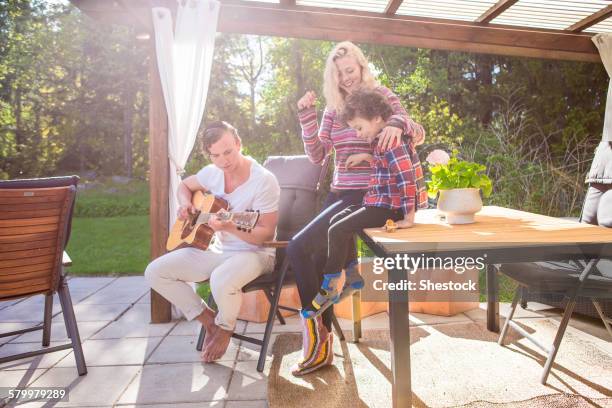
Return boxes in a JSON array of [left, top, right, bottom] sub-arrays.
[[145, 248, 274, 331]]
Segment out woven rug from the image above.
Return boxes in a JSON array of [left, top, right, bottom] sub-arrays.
[[267, 320, 612, 408]]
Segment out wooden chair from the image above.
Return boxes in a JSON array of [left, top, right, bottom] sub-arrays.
[[0, 176, 86, 376], [196, 155, 345, 372]]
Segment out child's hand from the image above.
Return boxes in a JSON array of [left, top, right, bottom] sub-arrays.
[[395, 219, 415, 229], [297, 91, 316, 110], [345, 153, 373, 168], [377, 126, 402, 151], [396, 210, 415, 229]]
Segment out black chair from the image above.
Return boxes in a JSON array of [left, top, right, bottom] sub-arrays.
[[497, 189, 612, 384], [196, 156, 345, 372], [0, 176, 87, 376]]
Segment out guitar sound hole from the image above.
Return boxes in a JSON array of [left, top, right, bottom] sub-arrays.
[[190, 212, 200, 228]]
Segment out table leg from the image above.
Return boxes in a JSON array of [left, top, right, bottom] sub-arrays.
[[388, 266, 411, 408], [486, 264, 499, 332]]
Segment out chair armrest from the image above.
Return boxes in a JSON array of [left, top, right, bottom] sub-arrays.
[[263, 241, 289, 248], [63, 251, 72, 267]]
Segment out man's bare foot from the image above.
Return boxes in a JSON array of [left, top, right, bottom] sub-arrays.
[[195, 307, 218, 351], [195, 307, 216, 330], [201, 326, 233, 362], [202, 323, 217, 352]]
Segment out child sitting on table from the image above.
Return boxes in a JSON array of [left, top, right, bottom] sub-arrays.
[[302, 88, 428, 318]]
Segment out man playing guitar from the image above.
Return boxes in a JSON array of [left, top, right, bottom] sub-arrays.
[[145, 121, 280, 362]]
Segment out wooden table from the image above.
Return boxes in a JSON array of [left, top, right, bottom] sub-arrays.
[[360, 206, 612, 408]]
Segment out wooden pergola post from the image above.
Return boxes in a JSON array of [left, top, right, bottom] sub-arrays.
[[148, 42, 172, 323]]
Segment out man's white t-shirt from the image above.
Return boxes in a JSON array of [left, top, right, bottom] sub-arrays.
[[196, 156, 280, 257]]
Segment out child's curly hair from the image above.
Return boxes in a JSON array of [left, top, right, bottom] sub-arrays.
[[341, 89, 393, 123]]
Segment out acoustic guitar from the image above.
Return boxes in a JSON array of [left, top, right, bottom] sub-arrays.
[[166, 191, 260, 252]]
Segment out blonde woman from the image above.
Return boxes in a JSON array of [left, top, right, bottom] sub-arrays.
[[288, 41, 425, 376]]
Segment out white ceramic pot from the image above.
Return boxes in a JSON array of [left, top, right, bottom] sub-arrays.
[[437, 188, 483, 224]]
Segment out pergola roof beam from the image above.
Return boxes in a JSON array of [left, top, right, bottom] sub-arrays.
[[217, 1, 598, 62], [70, 0, 600, 63], [385, 0, 404, 16], [475, 0, 518, 24], [567, 5, 612, 33]]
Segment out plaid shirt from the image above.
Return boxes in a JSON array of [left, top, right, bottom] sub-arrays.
[[363, 137, 428, 215]]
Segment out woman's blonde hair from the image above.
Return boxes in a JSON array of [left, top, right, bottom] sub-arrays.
[[323, 41, 378, 112]]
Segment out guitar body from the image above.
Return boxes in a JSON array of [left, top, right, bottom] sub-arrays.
[[166, 192, 229, 252]]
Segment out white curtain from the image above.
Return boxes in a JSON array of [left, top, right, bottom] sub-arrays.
[[152, 0, 220, 228], [593, 33, 612, 143]]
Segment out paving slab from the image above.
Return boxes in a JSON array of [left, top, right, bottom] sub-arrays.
[[0, 303, 47, 323], [0, 341, 73, 371], [11, 321, 108, 344], [65, 277, 116, 292], [116, 362, 233, 405], [0, 323, 35, 345], [54, 337, 163, 368], [226, 401, 268, 408], [6, 295, 62, 313], [79, 276, 149, 305], [236, 334, 278, 362], [91, 305, 176, 340], [25, 365, 141, 407], [227, 360, 269, 401], [0, 368, 47, 405], [0, 298, 24, 310], [115, 403, 223, 408], [67, 303, 131, 322], [147, 335, 239, 364]]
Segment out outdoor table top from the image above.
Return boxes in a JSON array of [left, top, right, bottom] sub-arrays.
[[363, 206, 612, 256]]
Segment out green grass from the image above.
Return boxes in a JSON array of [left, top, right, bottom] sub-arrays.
[[66, 215, 150, 276], [75, 179, 149, 217]]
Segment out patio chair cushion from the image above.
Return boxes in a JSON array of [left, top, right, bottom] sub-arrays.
[[240, 155, 322, 293], [500, 261, 612, 294], [264, 156, 322, 242]]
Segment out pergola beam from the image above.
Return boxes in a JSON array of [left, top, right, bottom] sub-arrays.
[[71, 0, 599, 62], [475, 0, 519, 24], [385, 0, 404, 16], [217, 1, 598, 62], [567, 5, 612, 33]]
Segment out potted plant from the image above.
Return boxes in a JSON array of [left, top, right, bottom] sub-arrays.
[[425, 150, 492, 224]]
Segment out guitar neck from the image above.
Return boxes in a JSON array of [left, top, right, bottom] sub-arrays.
[[195, 212, 234, 225]]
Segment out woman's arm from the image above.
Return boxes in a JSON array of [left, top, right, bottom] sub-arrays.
[[378, 86, 426, 149], [297, 90, 334, 164], [298, 106, 334, 165]]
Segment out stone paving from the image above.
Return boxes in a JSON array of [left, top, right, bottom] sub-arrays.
[[0, 276, 610, 407]]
